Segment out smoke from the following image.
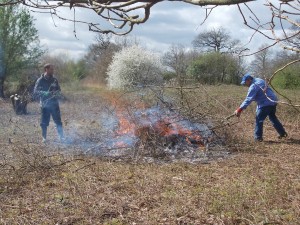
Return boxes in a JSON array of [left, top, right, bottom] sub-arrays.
[[98, 105, 212, 149], [45, 98, 229, 163]]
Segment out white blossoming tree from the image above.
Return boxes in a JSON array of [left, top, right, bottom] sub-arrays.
[[107, 45, 164, 89]]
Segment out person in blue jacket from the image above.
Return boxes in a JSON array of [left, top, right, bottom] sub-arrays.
[[34, 63, 64, 143], [234, 73, 287, 141]]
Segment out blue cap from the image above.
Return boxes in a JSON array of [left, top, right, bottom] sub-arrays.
[[241, 73, 253, 85]]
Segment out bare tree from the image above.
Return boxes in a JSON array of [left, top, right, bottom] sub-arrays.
[[84, 33, 114, 69], [163, 44, 199, 85], [250, 44, 274, 78], [86, 48, 119, 84], [192, 28, 241, 53], [284, 20, 300, 50], [273, 50, 300, 68], [83, 34, 141, 84]]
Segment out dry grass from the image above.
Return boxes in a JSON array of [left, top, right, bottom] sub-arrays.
[[0, 84, 299, 225]]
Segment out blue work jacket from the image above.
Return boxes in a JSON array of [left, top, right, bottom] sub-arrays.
[[239, 78, 278, 110], [34, 74, 61, 108]]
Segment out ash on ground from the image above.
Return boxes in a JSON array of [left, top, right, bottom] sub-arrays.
[[84, 137, 231, 164]]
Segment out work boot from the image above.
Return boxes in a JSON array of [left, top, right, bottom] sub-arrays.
[[255, 137, 263, 142], [57, 125, 63, 136], [56, 125, 66, 142], [42, 127, 47, 143], [59, 136, 66, 143], [278, 132, 288, 139]]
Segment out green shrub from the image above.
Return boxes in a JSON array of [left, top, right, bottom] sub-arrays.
[[187, 52, 241, 85], [271, 66, 300, 89], [163, 71, 176, 81]]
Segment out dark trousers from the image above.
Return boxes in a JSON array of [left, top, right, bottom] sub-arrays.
[[255, 105, 286, 140], [40, 104, 63, 138]]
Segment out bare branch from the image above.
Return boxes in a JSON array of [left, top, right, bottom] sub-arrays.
[[1, 0, 254, 35], [3, 0, 299, 54]]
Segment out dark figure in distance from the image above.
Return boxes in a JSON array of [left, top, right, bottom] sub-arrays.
[[10, 94, 28, 115]]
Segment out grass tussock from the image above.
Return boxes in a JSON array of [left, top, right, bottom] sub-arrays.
[[0, 84, 299, 224]]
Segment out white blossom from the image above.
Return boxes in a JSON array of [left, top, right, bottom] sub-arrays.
[[107, 45, 164, 89]]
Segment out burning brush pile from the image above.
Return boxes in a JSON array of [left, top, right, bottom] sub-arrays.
[[88, 103, 229, 163]]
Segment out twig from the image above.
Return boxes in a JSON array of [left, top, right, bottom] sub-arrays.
[[72, 162, 96, 172], [53, 158, 85, 167]]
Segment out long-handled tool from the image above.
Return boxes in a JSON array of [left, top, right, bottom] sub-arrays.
[[225, 113, 236, 120], [210, 113, 238, 131]]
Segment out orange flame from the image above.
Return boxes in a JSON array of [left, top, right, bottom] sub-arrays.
[[107, 94, 204, 147], [154, 120, 203, 145], [116, 112, 136, 135]]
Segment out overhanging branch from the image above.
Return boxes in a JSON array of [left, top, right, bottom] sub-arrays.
[[1, 0, 299, 57], [1, 0, 254, 35]]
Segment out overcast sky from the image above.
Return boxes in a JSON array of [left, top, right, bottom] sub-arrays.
[[31, 1, 280, 62]]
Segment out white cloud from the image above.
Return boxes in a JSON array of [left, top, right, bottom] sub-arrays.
[[31, 1, 290, 61], [32, 8, 97, 60]]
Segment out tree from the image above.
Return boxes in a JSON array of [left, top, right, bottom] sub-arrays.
[[271, 64, 300, 89], [250, 44, 274, 78], [85, 34, 113, 69], [187, 52, 242, 84], [192, 27, 241, 53], [268, 50, 300, 89], [40, 53, 87, 83], [71, 59, 88, 80], [83, 34, 140, 85], [273, 50, 300, 68], [163, 44, 197, 83], [0, 3, 43, 97], [284, 20, 300, 50], [84, 34, 121, 84], [0, 45, 4, 91], [107, 45, 164, 89]]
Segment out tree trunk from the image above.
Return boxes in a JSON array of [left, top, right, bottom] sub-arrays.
[[0, 77, 5, 98]]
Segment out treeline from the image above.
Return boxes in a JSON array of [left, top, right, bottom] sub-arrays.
[[57, 30, 300, 89], [1, 3, 300, 98], [37, 34, 300, 89]]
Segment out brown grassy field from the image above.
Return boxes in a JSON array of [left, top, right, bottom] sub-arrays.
[[0, 84, 299, 225]]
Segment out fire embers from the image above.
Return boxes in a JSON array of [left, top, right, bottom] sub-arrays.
[[96, 105, 229, 163], [135, 120, 205, 148], [10, 94, 28, 115], [108, 106, 212, 159]]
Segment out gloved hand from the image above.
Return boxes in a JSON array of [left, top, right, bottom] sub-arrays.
[[49, 91, 62, 99], [234, 108, 243, 117], [52, 91, 61, 97], [41, 91, 50, 97]]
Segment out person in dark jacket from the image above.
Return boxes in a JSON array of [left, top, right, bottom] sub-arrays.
[[34, 63, 64, 143], [234, 73, 287, 142]]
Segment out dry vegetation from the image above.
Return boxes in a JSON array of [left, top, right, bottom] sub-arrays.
[[0, 84, 299, 225]]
